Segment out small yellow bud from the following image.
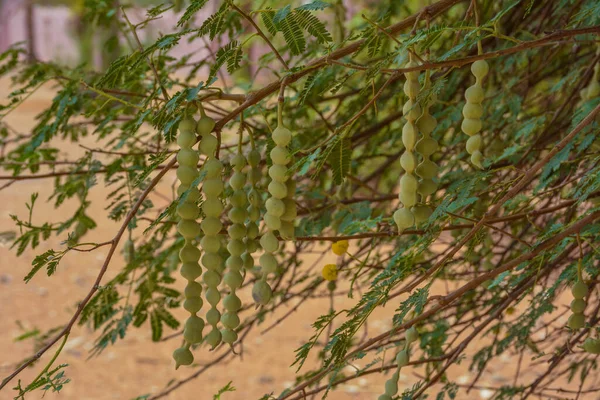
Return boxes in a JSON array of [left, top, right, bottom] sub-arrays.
[[331, 240, 349, 256], [321, 264, 338, 281]]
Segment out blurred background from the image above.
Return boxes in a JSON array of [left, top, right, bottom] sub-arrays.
[[0, 1, 557, 399]]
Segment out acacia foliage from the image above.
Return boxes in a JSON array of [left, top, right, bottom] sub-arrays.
[[1, 0, 600, 399]]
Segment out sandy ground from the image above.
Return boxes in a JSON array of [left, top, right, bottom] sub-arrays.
[[0, 79, 589, 400]]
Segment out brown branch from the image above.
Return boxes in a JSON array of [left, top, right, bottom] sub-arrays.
[[230, 3, 290, 71], [0, 157, 178, 391]]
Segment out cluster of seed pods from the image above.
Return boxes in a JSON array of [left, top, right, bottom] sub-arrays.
[[393, 56, 421, 234], [378, 327, 418, 400], [172, 114, 204, 368], [252, 121, 292, 305], [461, 60, 489, 169], [195, 110, 224, 349], [221, 150, 248, 345]]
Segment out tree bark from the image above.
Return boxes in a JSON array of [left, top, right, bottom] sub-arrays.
[[25, 0, 36, 62]]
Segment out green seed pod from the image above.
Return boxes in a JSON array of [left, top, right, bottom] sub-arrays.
[[405, 327, 418, 343], [400, 174, 418, 193], [227, 239, 245, 256], [268, 181, 288, 199], [462, 103, 483, 119], [203, 269, 220, 288], [181, 262, 202, 280], [416, 160, 438, 180], [228, 223, 246, 240], [466, 134, 482, 154], [273, 126, 292, 146], [260, 252, 278, 274], [204, 158, 223, 177], [184, 297, 203, 313], [247, 149, 261, 167], [248, 206, 261, 223], [268, 165, 288, 182], [204, 329, 222, 348], [471, 60, 489, 80], [221, 329, 238, 345], [177, 166, 198, 185], [384, 376, 398, 396], [228, 207, 247, 224], [416, 114, 437, 134], [415, 137, 438, 157], [394, 208, 414, 232], [221, 312, 240, 329], [461, 118, 482, 136], [196, 115, 216, 135], [203, 179, 224, 197], [399, 191, 418, 208], [400, 152, 416, 173], [395, 349, 409, 367], [582, 338, 600, 354], [412, 204, 432, 225], [173, 347, 194, 368], [178, 185, 201, 203], [177, 203, 199, 220], [570, 299, 586, 313], [177, 148, 199, 167], [418, 179, 438, 197], [200, 235, 221, 253], [264, 213, 282, 230], [378, 395, 393, 400], [260, 231, 279, 253], [280, 198, 297, 221], [201, 217, 222, 236], [179, 118, 196, 132], [183, 315, 205, 344], [471, 151, 483, 169], [270, 146, 290, 165], [266, 198, 285, 217], [279, 221, 295, 240], [185, 281, 203, 298], [252, 280, 273, 305], [178, 220, 201, 239], [177, 130, 196, 148], [230, 172, 246, 190], [402, 99, 421, 121], [572, 281, 588, 299], [402, 122, 417, 151], [225, 255, 243, 271], [567, 313, 585, 329], [223, 294, 242, 311], [199, 133, 218, 156], [465, 85, 484, 103]]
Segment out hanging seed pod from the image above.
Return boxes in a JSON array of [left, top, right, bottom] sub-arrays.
[[461, 60, 489, 169], [221, 151, 247, 345], [243, 147, 262, 269], [568, 277, 588, 330], [378, 327, 418, 400], [394, 55, 420, 234], [413, 70, 439, 223], [173, 114, 204, 368], [253, 113, 292, 306], [196, 109, 223, 349], [279, 156, 296, 240]]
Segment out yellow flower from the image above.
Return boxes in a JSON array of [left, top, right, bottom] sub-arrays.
[[331, 240, 349, 256], [321, 264, 338, 281]]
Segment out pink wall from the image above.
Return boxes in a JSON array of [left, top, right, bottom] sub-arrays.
[[0, 2, 218, 66]]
